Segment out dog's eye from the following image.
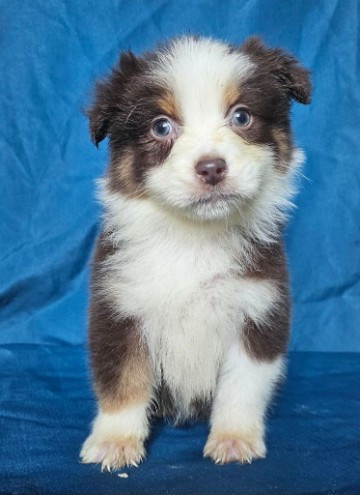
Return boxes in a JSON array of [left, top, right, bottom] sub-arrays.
[[152, 118, 173, 138], [231, 108, 251, 128]]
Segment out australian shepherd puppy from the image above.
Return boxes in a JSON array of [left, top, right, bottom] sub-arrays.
[[80, 36, 311, 471]]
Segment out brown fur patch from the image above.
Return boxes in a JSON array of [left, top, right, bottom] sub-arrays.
[[223, 83, 241, 113], [240, 240, 290, 361], [86, 50, 177, 196], [272, 128, 293, 172], [108, 149, 135, 195], [108, 149, 147, 198], [88, 234, 153, 412], [157, 91, 180, 121], [155, 380, 210, 421], [240, 37, 311, 105]]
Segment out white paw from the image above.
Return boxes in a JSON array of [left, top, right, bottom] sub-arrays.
[[204, 431, 266, 464], [80, 434, 145, 471]]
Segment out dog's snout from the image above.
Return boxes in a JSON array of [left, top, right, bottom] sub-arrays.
[[195, 158, 227, 186]]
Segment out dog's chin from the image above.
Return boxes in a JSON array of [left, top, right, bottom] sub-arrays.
[[188, 199, 235, 221], [166, 192, 246, 222]]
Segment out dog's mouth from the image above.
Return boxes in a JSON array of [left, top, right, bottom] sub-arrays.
[[191, 191, 242, 206], [183, 191, 246, 220]]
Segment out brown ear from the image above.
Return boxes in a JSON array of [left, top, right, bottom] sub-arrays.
[[87, 51, 143, 146], [241, 36, 312, 104], [87, 97, 113, 147]]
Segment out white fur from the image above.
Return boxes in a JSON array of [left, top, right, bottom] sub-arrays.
[[80, 404, 149, 467], [210, 343, 284, 438], [204, 344, 284, 463], [88, 405, 149, 440], [80, 403, 149, 471], [98, 183, 282, 418], [153, 37, 255, 128]]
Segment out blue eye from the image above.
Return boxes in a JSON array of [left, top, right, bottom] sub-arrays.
[[231, 108, 251, 127], [152, 118, 172, 138]]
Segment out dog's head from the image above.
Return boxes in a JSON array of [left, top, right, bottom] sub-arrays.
[[88, 36, 311, 223]]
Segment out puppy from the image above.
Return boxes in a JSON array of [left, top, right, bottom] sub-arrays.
[[80, 36, 311, 470]]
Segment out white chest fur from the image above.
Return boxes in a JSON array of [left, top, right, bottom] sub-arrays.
[[100, 190, 277, 414]]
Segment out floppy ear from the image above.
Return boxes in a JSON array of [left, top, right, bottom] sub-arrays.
[[87, 93, 113, 147], [87, 51, 142, 147], [241, 37, 312, 104]]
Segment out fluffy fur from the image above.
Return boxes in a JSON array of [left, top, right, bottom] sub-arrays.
[[80, 36, 311, 470]]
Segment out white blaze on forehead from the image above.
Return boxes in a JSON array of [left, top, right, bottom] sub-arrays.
[[153, 37, 255, 129]]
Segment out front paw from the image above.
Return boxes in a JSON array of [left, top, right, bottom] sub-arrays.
[[80, 434, 145, 471], [204, 431, 266, 465]]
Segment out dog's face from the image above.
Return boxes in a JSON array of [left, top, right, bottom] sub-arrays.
[[89, 37, 310, 221]]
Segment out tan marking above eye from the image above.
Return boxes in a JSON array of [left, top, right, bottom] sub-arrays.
[[157, 92, 181, 122], [223, 84, 241, 114]]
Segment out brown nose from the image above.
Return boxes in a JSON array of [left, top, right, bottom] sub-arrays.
[[195, 158, 227, 186]]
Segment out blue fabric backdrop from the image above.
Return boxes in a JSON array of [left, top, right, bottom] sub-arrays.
[[1, 346, 359, 495], [0, 0, 360, 351], [1, 0, 359, 351], [1, 1, 360, 494]]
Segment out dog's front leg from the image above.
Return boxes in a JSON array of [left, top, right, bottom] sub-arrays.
[[204, 341, 284, 464], [80, 307, 153, 472]]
